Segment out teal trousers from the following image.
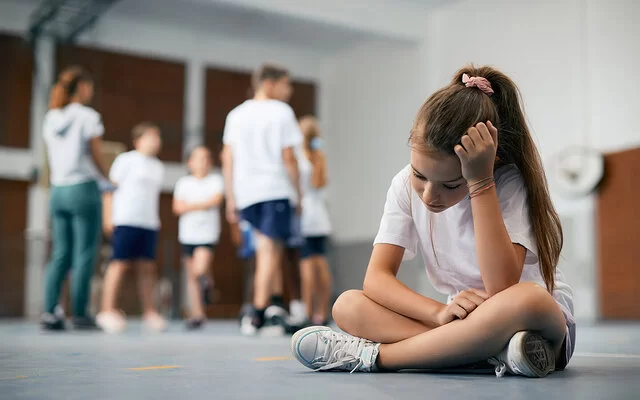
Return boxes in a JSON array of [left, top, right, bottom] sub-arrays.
[[44, 180, 101, 317]]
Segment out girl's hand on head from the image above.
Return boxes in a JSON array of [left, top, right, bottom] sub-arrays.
[[436, 288, 490, 326], [454, 121, 499, 184]]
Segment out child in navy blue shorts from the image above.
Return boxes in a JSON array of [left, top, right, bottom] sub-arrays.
[[97, 122, 166, 334], [222, 63, 303, 335]]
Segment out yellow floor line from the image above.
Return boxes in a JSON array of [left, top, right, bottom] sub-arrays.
[[254, 356, 294, 362], [127, 365, 182, 371], [0, 375, 28, 381]]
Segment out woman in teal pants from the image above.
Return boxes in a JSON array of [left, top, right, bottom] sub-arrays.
[[41, 66, 111, 330]]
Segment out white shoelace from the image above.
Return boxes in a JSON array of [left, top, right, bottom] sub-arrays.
[[314, 331, 371, 373], [487, 357, 508, 378]]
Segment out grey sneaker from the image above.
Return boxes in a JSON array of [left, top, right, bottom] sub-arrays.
[[489, 331, 556, 378], [291, 326, 380, 373]]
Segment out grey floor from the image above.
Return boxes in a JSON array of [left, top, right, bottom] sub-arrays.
[[1, 321, 639, 400]]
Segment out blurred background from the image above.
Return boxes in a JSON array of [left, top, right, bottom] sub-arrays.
[[0, 0, 638, 323]]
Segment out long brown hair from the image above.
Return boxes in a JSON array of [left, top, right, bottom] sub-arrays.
[[49, 66, 92, 109], [299, 115, 319, 151], [409, 65, 562, 291]]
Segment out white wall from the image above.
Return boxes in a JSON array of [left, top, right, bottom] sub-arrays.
[[322, 41, 425, 242]]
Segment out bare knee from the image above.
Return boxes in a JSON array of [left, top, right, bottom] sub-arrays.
[[502, 282, 564, 327], [332, 290, 366, 329]]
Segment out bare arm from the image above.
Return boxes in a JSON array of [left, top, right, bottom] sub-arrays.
[[282, 147, 302, 207], [470, 192, 527, 295], [173, 193, 224, 216], [363, 244, 445, 329], [89, 137, 110, 180], [455, 121, 526, 295], [221, 144, 237, 223], [309, 150, 328, 189], [102, 192, 113, 236]]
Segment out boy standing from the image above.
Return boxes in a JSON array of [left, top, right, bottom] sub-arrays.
[[97, 122, 166, 333], [222, 63, 302, 335]]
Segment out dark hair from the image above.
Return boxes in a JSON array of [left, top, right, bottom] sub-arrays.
[[252, 63, 289, 89], [132, 122, 160, 142], [409, 65, 562, 292], [49, 66, 92, 109]]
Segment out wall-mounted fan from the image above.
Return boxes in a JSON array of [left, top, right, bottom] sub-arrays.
[[549, 147, 604, 197]]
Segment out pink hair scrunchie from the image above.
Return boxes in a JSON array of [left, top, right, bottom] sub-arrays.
[[462, 73, 494, 95]]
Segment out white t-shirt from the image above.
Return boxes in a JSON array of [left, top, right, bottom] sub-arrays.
[[109, 150, 164, 230], [173, 173, 225, 245], [299, 153, 332, 237], [222, 99, 303, 209], [374, 164, 574, 325], [43, 103, 104, 186]]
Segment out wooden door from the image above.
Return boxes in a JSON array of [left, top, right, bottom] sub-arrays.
[[0, 179, 29, 316], [598, 147, 640, 319], [0, 32, 32, 149], [204, 66, 316, 317]]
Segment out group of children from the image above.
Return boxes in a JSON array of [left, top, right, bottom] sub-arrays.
[[41, 62, 333, 336]]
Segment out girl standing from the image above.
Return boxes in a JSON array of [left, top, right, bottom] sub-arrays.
[[291, 66, 574, 378], [42, 66, 110, 330], [173, 146, 224, 329], [298, 116, 333, 327]]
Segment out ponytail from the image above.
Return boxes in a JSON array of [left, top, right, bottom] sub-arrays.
[[48, 66, 92, 110], [481, 68, 562, 292]]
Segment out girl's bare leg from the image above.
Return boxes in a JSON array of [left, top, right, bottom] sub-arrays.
[[334, 282, 566, 370], [300, 258, 316, 318], [333, 289, 431, 344]]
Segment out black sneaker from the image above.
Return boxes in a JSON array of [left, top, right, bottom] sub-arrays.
[[264, 304, 289, 328], [185, 318, 205, 331], [41, 312, 65, 331], [72, 315, 99, 330]]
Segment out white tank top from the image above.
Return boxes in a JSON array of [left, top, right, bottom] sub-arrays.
[[299, 153, 332, 237]]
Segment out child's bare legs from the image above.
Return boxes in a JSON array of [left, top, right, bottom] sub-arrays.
[[184, 256, 205, 319], [137, 260, 158, 314], [101, 260, 129, 312], [137, 260, 167, 331], [300, 257, 315, 319], [314, 256, 332, 323], [192, 247, 213, 277], [97, 260, 129, 333], [253, 232, 283, 310], [333, 282, 566, 370]]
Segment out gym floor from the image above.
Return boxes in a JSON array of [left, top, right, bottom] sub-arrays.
[[1, 321, 639, 400]]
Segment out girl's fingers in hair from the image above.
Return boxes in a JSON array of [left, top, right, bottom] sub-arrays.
[[461, 134, 474, 151], [469, 288, 491, 300], [454, 145, 467, 159], [468, 128, 484, 148], [487, 120, 498, 145], [475, 122, 491, 143]]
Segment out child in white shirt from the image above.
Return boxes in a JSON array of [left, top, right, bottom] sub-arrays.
[[173, 146, 224, 329], [291, 65, 574, 378], [97, 122, 166, 333], [222, 63, 302, 335]]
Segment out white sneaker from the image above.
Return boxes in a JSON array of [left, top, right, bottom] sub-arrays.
[[240, 315, 257, 336], [143, 311, 167, 332], [291, 326, 380, 373], [489, 331, 556, 377], [96, 310, 127, 334], [287, 300, 308, 326]]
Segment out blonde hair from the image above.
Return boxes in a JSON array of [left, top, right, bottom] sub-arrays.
[[299, 115, 319, 151], [132, 122, 159, 142]]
